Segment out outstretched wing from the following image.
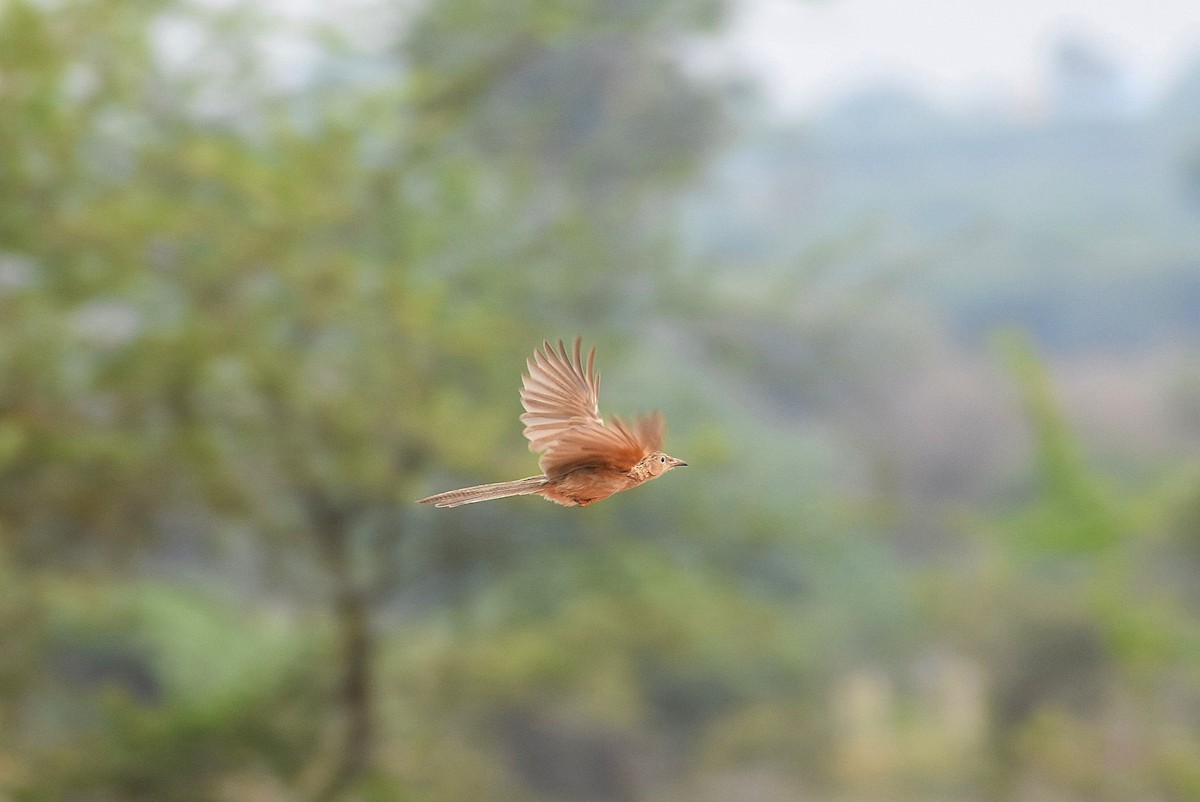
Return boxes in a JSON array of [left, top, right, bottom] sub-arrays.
[[519, 338, 662, 478], [538, 411, 663, 478], [520, 337, 603, 453]]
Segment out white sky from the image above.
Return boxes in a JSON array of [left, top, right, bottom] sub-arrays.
[[716, 0, 1200, 114]]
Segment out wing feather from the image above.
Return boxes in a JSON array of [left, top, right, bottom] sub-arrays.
[[520, 337, 602, 451], [538, 412, 663, 477], [519, 338, 662, 478]]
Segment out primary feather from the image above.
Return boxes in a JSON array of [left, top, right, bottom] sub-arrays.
[[520, 338, 662, 477]]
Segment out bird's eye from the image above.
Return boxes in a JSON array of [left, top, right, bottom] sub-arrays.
[[659, 456, 666, 463]]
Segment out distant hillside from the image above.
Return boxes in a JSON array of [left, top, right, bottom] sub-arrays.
[[686, 75, 1200, 352]]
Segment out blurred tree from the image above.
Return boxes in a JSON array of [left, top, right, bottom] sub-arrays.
[[915, 333, 1200, 799], [0, 0, 182, 565], [0, 0, 730, 796], [997, 331, 1124, 555]]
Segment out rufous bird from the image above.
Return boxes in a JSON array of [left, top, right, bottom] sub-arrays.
[[418, 337, 686, 508]]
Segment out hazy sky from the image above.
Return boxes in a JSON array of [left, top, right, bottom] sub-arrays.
[[717, 0, 1200, 114]]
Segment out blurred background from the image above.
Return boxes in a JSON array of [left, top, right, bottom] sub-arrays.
[[2, 0, 1200, 799]]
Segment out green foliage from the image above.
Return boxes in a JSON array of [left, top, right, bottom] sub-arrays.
[[3, 0, 1200, 799], [4, 577, 318, 802], [995, 330, 1125, 555]]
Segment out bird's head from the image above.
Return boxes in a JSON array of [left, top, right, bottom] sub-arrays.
[[636, 450, 688, 479]]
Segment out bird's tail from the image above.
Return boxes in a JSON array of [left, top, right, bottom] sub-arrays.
[[417, 475, 547, 508]]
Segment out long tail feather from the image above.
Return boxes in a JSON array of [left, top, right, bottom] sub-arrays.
[[417, 475, 547, 508]]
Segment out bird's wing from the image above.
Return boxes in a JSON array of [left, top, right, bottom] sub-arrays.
[[520, 337, 603, 453], [537, 411, 664, 478], [519, 337, 663, 478]]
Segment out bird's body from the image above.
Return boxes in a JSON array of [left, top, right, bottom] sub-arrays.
[[418, 466, 639, 508], [418, 337, 686, 508]]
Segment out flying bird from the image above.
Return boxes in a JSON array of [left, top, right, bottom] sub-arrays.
[[418, 337, 686, 508]]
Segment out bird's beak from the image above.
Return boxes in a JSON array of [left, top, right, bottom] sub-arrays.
[[670, 458, 688, 468]]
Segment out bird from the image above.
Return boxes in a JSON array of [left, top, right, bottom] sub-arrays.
[[418, 336, 686, 508]]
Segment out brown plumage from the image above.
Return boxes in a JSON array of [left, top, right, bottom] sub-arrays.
[[418, 337, 686, 508]]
